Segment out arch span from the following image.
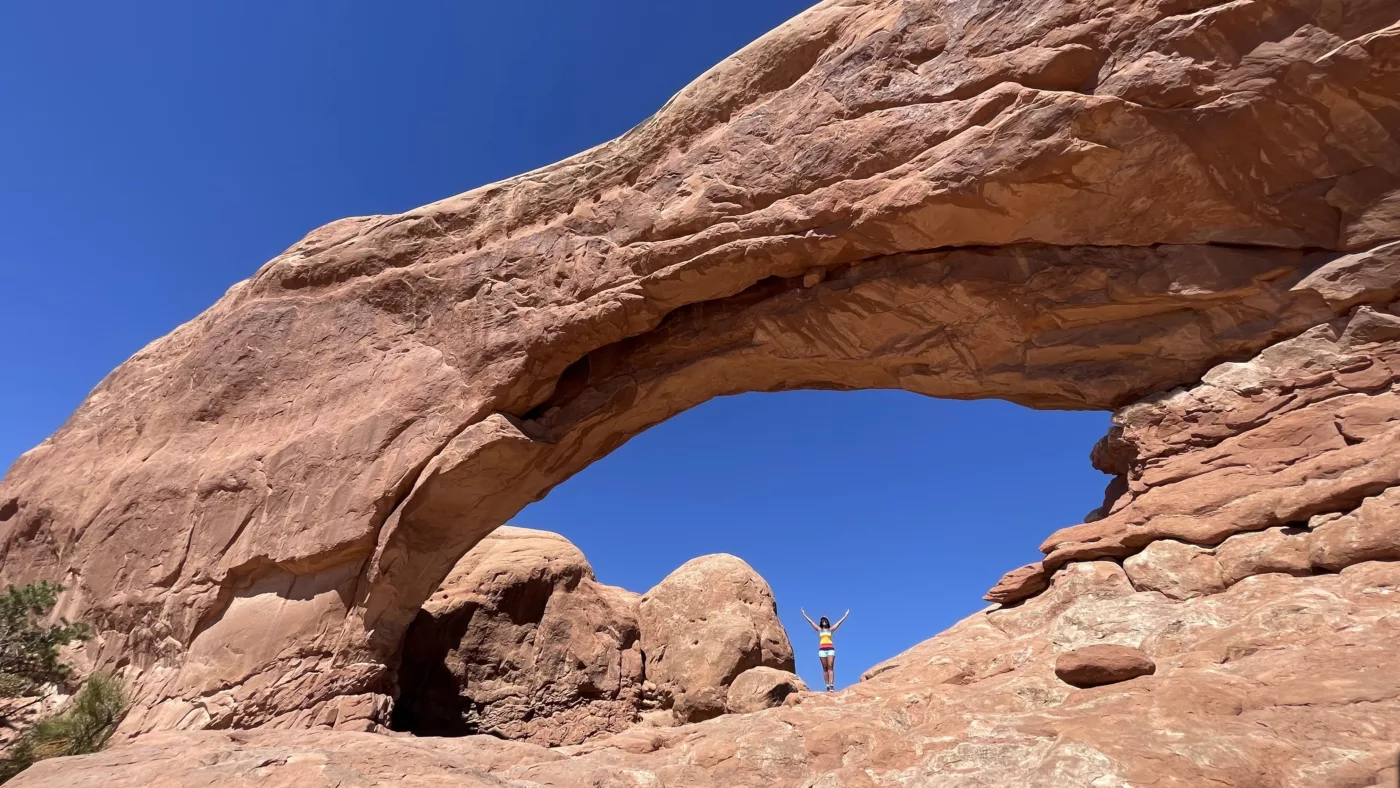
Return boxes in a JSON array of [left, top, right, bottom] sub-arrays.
[[0, 0, 1396, 732]]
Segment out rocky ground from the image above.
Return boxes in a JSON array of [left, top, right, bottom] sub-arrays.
[[14, 556, 1400, 786]]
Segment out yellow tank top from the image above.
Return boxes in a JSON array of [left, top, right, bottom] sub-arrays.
[[818, 629, 834, 648]]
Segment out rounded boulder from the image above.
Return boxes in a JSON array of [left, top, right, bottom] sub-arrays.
[[1054, 645, 1156, 688]]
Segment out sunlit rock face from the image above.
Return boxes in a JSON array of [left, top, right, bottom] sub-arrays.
[[0, 1, 1396, 779]]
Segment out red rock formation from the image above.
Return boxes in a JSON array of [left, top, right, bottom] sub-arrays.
[[15, 556, 1400, 786], [393, 527, 646, 745], [392, 528, 793, 743], [1018, 304, 1400, 588], [638, 554, 795, 723], [0, 2, 1394, 777]]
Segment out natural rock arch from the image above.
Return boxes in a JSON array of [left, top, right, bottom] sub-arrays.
[[0, 0, 1396, 732]]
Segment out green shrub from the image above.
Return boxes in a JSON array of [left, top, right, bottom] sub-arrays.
[[0, 582, 90, 698], [0, 674, 128, 783]]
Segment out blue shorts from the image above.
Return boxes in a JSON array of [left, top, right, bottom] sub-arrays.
[[818, 648, 835, 658]]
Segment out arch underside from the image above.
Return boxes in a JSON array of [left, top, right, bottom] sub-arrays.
[[0, 0, 1396, 732]]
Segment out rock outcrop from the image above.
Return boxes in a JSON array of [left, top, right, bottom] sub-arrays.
[[392, 528, 793, 743], [393, 527, 646, 745], [0, 0, 1395, 777], [997, 304, 1400, 603]]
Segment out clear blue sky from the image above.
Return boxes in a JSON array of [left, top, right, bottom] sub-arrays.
[[0, 2, 1110, 691]]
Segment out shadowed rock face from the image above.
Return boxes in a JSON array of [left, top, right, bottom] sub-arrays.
[[392, 527, 647, 746], [0, 0, 1396, 741]]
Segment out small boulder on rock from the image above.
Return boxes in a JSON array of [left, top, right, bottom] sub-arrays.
[[1055, 645, 1156, 688], [726, 666, 807, 714]]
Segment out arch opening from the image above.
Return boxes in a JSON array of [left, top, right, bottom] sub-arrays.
[[387, 389, 1113, 742], [355, 242, 1336, 685]]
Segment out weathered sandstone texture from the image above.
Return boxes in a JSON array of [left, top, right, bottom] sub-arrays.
[[0, 0, 1396, 760], [392, 528, 792, 744], [726, 666, 809, 714], [9, 730, 553, 788], [392, 527, 646, 745], [17, 558, 1400, 787], [638, 554, 795, 723], [995, 304, 1400, 601]]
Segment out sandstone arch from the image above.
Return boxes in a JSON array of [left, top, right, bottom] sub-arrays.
[[0, 0, 1397, 733]]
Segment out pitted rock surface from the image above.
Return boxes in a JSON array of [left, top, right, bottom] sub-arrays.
[[638, 554, 795, 723], [0, 0, 1395, 750]]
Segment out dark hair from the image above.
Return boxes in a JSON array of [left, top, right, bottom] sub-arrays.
[[819, 616, 830, 628]]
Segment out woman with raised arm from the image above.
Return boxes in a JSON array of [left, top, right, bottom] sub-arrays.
[[801, 607, 849, 692]]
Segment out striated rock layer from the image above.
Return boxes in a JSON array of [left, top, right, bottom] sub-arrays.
[[0, 0, 1396, 745], [990, 302, 1400, 602]]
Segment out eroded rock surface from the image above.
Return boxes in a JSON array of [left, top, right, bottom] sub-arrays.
[[999, 303, 1400, 602], [392, 529, 794, 743], [393, 527, 646, 745], [8, 730, 553, 787], [639, 555, 795, 723], [0, 0, 1394, 745]]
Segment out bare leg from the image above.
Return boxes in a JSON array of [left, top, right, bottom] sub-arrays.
[[820, 655, 835, 690]]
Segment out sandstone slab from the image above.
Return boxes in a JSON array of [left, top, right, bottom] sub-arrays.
[[1310, 487, 1400, 571], [983, 562, 1048, 604], [1214, 526, 1313, 586], [1123, 539, 1227, 599]]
